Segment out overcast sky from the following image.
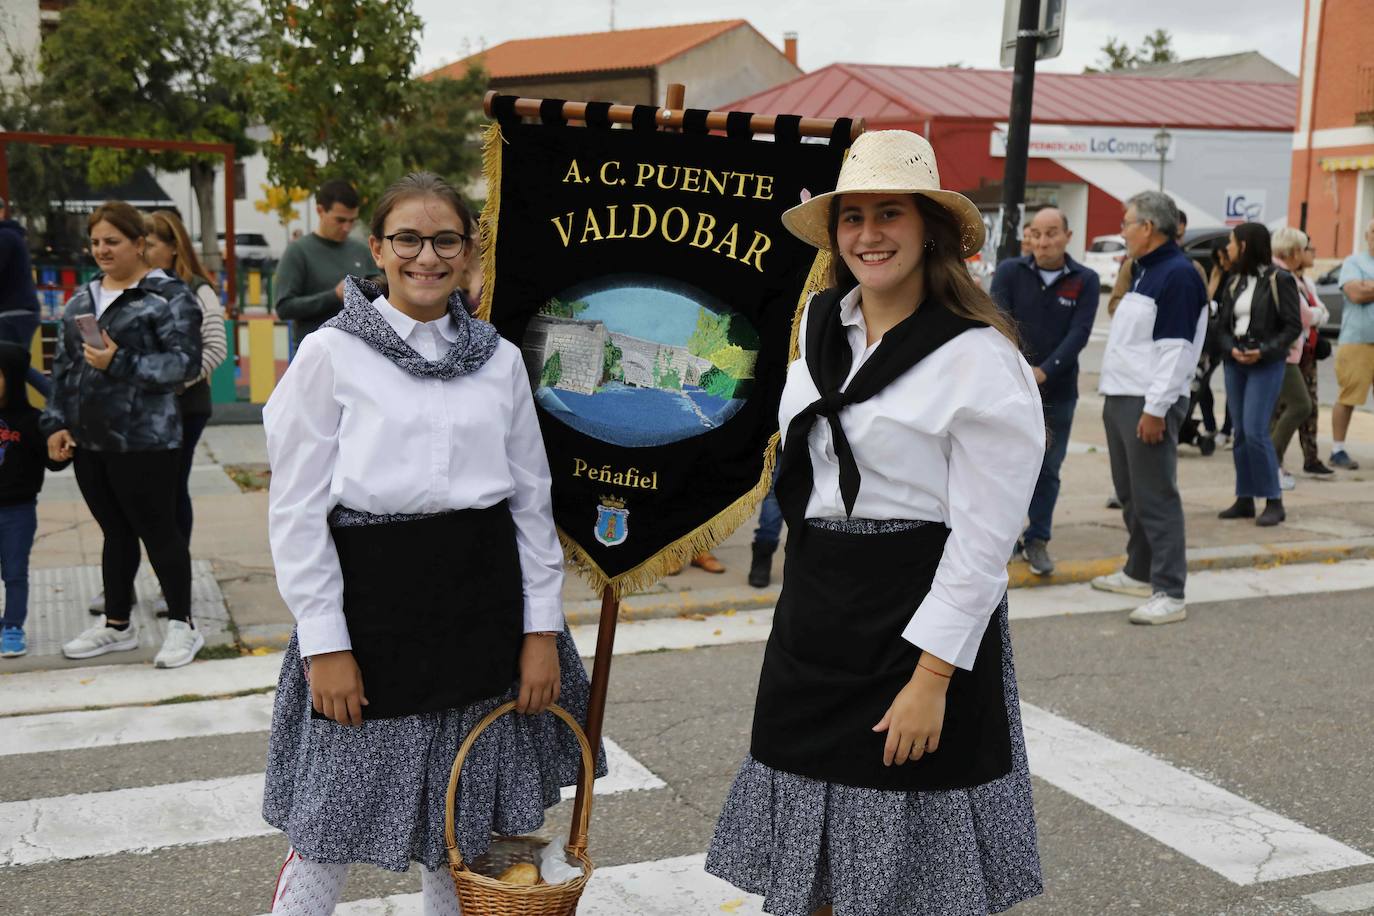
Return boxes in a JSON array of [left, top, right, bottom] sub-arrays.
[[415, 0, 1303, 79]]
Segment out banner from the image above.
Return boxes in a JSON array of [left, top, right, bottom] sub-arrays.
[[480, 100, 852, 596]]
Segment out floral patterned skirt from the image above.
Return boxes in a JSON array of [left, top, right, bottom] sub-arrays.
[[262, 627, 604, 873], [706, 520, 1043, 915]]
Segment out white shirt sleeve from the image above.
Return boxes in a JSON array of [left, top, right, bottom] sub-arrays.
[[502, 349, 566, 633], [263, 337, 349, 657], [901, 366, 1045, 670], [1143, 309, 1207, 418]]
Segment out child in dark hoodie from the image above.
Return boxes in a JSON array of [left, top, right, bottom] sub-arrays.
[[0, 341, 69, 657]]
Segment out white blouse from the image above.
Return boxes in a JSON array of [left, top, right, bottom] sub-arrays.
[[263, 295, 565, 658], [780, 288, 1045, 670]]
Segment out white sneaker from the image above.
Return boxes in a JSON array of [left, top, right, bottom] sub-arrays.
[[1090, 570, 1153, 598], [1279, 469, 1296, 491], [63, 622, 140, 659], [154, 620, 204, 669], [1129, 592, 1187, 625]]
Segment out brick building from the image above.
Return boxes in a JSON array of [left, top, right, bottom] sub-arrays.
[[1289, 0, 1374, 258], [426, 20, 803, 110]]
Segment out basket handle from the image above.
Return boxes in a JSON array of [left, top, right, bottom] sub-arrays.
[[443, 701, 596, 869]]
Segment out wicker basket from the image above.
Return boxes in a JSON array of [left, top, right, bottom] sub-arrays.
[[444, 701, 595, 916]]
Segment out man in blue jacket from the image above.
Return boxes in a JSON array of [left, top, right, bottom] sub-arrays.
[[1092, 191, 1208, 626], [0, 197, 49, 397], [991, 206, 1100, 576]]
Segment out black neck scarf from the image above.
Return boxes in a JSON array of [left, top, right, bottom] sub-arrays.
[[774, 287, 985, 529]]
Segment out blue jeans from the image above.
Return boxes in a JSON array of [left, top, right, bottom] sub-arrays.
[[753, 464, 783, 547], [0, 313, 51, 398], [1024, 398, 1077, 543], [1223, 359, 1286, 500], [0, 501, 38, 628]]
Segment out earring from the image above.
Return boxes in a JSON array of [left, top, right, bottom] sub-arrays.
[[924, 239, 935, 251]]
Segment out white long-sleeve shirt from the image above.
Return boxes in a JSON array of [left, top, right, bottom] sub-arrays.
[[263, 294, 565, 657], [780, 289, 1046, 670]]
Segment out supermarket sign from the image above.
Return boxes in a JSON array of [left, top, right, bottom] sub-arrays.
[[991, 124, 1176, 161]]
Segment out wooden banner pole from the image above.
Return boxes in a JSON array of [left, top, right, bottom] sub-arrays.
[[483, 89, 865, 140]]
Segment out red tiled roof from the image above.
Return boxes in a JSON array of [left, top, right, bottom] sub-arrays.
[[725, 63, 1297, 131], [426, 20, 752, 81]]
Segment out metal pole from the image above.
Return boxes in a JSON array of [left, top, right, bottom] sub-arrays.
[[997, 0, 1041, 262], [1158, 149, 1165, 192]]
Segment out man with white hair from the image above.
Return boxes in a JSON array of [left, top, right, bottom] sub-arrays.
[[1092, 191, 1208, 626], [1330, 218, 1374, 469]]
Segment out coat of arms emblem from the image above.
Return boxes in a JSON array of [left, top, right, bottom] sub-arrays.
[[594, 496, 629, 547]]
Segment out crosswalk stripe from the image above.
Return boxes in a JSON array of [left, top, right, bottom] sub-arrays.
[[1, 693, 275, 757], [0, 652, 283, 716], [0, 773, 271, 868], [1304, 880, 1374, 914], [0, 688, 665, 806], [0, 739, 663, 867], [1021, 703, 1374, 885], [260, 854, 763, 916]]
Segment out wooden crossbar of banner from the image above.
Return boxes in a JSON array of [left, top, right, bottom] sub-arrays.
[[483, 89, 866, 139]]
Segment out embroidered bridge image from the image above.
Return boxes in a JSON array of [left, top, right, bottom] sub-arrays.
[[521, 275, 759, 447]]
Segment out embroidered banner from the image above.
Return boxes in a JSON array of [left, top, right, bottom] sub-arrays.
[[480, 98, 852, 596]]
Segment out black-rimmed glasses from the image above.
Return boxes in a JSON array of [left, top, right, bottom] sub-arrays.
[[383, 231, 469, 259]]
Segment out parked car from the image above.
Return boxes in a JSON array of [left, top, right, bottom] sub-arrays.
[[1314, 266, 1344, 338], [1179, 226, 1230, 277], [196, 232, 275, 264], [1083, 234, 1127, 286]]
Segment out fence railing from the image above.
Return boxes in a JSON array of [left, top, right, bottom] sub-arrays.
[[32, 261, 277, 319], [30, 316, 294, 408], [1358, 64, 1374, 125]]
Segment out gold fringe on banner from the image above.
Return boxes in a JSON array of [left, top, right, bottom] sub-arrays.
[[475, 121, 505, 323], [559, 248, 834, 600]]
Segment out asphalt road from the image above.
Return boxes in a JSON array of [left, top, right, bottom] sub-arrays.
[[2, 583, 1371, 915]]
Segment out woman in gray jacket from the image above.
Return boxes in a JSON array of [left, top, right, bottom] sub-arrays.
[[41, 200, 204, 668]]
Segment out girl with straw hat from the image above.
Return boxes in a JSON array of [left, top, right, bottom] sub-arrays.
[[706, 130, 1046, 914]]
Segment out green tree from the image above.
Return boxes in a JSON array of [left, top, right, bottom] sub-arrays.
[[540, 351, 562, 388], [1139, 29, 1178, 64], [34, 0, 263, 265], [707, 344, 758, 380], [1087, 29, 1178, 73], [602, 338, 624, 382], [391, 66, 488, 185], [256, 0, 423, 209], [686, 307, 731, 358]]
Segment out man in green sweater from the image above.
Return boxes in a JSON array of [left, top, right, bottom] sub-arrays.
[[273, 179, 373, 348]]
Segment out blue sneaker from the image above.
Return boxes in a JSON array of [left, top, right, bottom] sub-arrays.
[[1330, 450, 1361, 470], [1, 626, 26, 658]]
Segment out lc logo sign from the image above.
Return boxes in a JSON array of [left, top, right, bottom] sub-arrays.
[[1225, 190, 1266, 226]]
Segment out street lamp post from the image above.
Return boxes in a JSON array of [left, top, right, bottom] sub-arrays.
[[1154, 126, 1172, 192]]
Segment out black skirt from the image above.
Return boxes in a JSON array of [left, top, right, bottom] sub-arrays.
[[750, 519, 1012, 790]]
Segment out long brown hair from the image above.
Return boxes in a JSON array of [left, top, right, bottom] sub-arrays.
[[145, 210, 216, 287], [827, 194, 1019, 346]]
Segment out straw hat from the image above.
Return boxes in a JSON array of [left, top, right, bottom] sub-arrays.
[[781, 130, 986, 258]]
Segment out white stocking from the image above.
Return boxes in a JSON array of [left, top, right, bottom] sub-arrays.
[[271, 849, 349, 915], [421, 863, 464, 916]]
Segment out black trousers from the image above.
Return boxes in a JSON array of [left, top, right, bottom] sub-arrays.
[[176, 412, 211, 542], [74, 449, 192, 623]]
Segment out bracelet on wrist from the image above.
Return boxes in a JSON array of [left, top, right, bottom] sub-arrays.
[[916, 661, 952, 679]]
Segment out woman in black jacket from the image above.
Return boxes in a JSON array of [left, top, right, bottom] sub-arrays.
[[40, 201, 204, 667], [1214, 222, 1302, 526]]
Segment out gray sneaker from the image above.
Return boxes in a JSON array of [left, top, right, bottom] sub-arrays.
[[88, 591, 105, 615], [1022, 539, 1055, 576], [63, 622, 140, 659], [154, 620, 204, 669]]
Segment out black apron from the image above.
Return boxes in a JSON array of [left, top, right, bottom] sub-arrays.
[[755, 287, 1012, 790], [750, 522, 1011, 790], [322, 501, 525, 720]]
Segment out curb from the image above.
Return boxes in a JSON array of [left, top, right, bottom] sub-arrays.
[[236, 536, 1374, 648]]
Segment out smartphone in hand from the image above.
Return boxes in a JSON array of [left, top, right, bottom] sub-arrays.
[[74, 314, 105, 348]]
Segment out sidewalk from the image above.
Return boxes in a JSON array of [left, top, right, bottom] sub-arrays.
[[9, 397, 1374, 671]]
